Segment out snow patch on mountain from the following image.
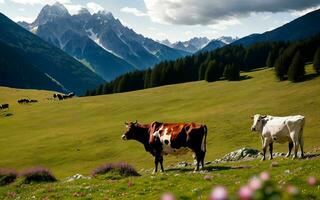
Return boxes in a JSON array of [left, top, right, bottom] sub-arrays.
[[86, 28, 124, 59]]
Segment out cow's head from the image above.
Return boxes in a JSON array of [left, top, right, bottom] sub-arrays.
[[122, 121, 139, 140], [251, 114, 267, 132]]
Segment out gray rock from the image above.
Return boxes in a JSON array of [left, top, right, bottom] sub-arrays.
[[66, 174, 90, 182]]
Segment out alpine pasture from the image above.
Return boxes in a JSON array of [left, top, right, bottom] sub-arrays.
[[0, 66, 319, 199]]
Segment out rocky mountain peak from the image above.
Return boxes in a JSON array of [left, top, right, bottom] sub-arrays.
[[32, 2, 70, 26]]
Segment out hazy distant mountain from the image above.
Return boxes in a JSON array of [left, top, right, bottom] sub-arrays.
[[199, 40, 226, 52], [160, 37, 210, 53], [162, 36, 239, 53], [0, 12, 103, 94], [233, 9, 320, 46], [20, 3, 189, 79], [218, 36, 239, 44]]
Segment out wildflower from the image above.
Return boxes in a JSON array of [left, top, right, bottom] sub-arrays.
[[209, 186, 228, 200], [204, 175, 213, 181], [128, 181, 134, 188], [249, 177, 262, 190], [259, 171, 270, 181], [161, 193, 176, 200], [238, 185, 253, 200], [286, 185, 299, 195], [307, 176, 317, 186]]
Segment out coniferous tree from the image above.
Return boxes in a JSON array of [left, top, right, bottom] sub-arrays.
[[97, 84, 103, 95], [224, 63, 240, 81], [89, 89, 96, 96], [266, 50, 277, 68], [198, 63, 207, 80], [288, 51, 305, 82], [85, 90, 90, 96], [274, 55, 287, 81], [144, 69, 151, 88], [313, 48, 320, 74], [205, 60, 220, 82]]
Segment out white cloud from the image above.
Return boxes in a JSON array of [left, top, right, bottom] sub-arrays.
[[290, 6, 320, 17], [13, 15, 34, 22], [64, 4, 84, 15], [0, 0, 5, 4], [208, 18, 242, 31], [86, 2, 104, 14], [9, 0, 70, 5], [144, 0, 320, 25], [121, 7, 147, 17]]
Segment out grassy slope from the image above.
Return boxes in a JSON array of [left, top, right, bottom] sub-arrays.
[[0, 66, 319, 177], [0, 66, 320, 199]]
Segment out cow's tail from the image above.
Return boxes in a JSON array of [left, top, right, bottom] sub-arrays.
[[201, 125, 207, 152]]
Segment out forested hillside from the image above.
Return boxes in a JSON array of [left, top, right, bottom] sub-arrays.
[[86, 34, 320, 96], [0, 41, 63, 92]]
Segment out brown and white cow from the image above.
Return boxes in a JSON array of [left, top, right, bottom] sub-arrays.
[[122, 121, 207, 172]]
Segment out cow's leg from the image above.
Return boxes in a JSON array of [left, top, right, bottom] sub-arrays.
[[262, 146, 267, 161], [261, 139, 268, 161], [291, 133, 300, 160], [194, 151, 201, 171], [299, 136, 304, 158], [293, 141, 299, 160], [159, 155, 164, 172], [154, 156, 159, 173], [269, 142, 273, 160], [201, 151, 206, 169], [286, 142, 293, 157]]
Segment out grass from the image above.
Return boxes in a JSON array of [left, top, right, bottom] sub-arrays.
[[0, 159, 319, 199], [0, 65, 319, 199]]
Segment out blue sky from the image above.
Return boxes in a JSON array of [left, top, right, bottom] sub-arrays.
[[0, 0, 319, 42]]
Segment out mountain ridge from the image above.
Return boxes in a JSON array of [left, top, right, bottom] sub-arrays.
[[0, 12, 104, 95], [19, 3, 189, 78], [233, 9, 320, 46]]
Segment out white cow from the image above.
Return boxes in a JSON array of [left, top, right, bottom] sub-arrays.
[[251, 114, 305, 160]]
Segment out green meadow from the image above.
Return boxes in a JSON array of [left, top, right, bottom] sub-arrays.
[[0, 65, 319, 199]]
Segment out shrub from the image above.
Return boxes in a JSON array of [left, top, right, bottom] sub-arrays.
[[92, 163, 140, 179], [20, 167, 56, 184], [0, 168, 17, 186]]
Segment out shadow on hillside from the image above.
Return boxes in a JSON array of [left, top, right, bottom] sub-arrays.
[[219, 75, 252, 82], [166, 165, 251, 173], [304, 73, 319, 81], [243, 67, 269, 73], [239, 75, 252, 81]]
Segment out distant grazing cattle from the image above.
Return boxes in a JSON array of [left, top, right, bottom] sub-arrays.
[[53, 92, 75, 100], [0, 104, 9, 109], [251, 114, 305, 160], [122, 121, 207, 172], [18, 99, 38, 104]]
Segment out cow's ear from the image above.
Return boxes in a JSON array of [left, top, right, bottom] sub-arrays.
[[124, 121, 129, 125]]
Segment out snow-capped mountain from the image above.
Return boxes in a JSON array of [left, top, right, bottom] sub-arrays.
[[218, 36, 239, 44], [19, 2, 189, 81], [162, 36, 239, 53], [199, 36, 239, 52], [199, 40, 226, 52], [161, 37, 210, 53]]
